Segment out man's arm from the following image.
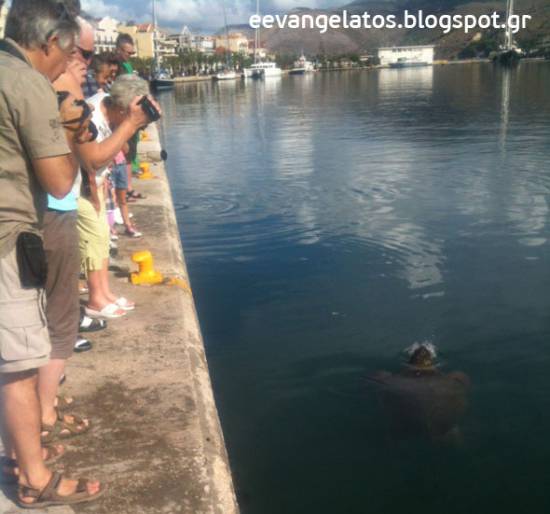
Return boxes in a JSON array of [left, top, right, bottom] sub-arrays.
[[31, 91, 97, 198], [77, 118, 140, 170], [32, 153, 79, 199]]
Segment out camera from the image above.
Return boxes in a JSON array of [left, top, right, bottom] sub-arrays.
[[56, 91, 98, 142], [138, 96, 161, 123]]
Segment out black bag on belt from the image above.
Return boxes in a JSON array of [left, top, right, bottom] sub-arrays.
[[16, 232, 48, 289]]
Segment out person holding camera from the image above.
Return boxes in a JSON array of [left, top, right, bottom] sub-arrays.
[[38, 17, 97, 456], [0, 0, 103, 508], [76, 73, 161, 319]]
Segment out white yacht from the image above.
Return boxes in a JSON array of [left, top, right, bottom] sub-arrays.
[[245, 61, 282, 79], [243, 0, 282, 79]]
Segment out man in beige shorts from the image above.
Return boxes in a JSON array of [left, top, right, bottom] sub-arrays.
[[0, 0, 103, 508]]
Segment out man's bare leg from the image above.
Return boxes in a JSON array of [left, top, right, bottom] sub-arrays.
[[37, 359, 65, 424], [0, 370, 100, 504], [0, 370, 50, 487]]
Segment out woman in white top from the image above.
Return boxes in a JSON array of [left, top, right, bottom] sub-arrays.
[[76, 75, 155, 319]]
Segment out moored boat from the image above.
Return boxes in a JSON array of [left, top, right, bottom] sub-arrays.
[[215, 70, 238, 81], [493, 0, 523, 66], [245, 61, 282, 79], [149, 0, 174, 91], [289, 54, 315, 75], [151, 70, 175, 91], [243, 0, 282, 79]]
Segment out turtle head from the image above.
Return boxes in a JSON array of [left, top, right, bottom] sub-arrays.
[[406, 343, 437, 370]]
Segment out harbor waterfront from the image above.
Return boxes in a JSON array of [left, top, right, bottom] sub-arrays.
[[0, 125, 239, 514], [160, 62, 550, 514]]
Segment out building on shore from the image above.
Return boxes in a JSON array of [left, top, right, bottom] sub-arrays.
[[378, 45, 435, 67], [191, 34, 216, 54], [0, 2, 8, 39], [117, 24, 175, 61], [215, 32, 249, 54], [167, 26, 216, 55], [93, 16, 120, 54]]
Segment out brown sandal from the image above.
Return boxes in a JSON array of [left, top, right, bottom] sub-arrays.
[[17, 471, 104, 509], [41, 408, 90, 443], [54, 395, 75, 410]]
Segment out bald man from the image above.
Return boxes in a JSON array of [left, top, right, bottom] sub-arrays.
[[37, 17, 96, 443], [55, 17, 94, 99]]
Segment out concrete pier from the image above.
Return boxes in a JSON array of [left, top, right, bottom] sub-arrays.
[[0, 125, 239, 514]]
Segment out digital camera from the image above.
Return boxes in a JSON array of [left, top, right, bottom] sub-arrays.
[[138, 96, 161, 122]]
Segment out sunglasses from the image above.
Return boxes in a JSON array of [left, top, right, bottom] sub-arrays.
[[77, 46, 94, 61]]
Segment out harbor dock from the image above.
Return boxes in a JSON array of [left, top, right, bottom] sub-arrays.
[[0, 124, 239, 514]]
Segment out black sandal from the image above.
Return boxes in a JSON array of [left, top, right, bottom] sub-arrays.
[[79, 316, 107, 333], [127, 190, 146, 200], [74, 338, 93, 353]]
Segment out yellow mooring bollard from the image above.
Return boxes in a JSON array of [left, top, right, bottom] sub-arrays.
[[138, 162, 154, 180], [130, 251, 164, 285]]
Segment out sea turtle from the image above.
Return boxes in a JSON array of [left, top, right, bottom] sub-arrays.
[[368, 344, 470, 444]]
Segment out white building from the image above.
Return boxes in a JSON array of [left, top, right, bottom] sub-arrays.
[[94, 16, 120, 54], [156, 30, 178, 60], [168, 26, 215, 55], [378, 45, 435, 67], [0, 3, 9, 39], [190, 34, 215, 54]]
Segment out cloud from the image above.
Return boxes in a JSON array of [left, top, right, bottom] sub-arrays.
[[82, 0, 340, 31], [81, 0, 123, 18]]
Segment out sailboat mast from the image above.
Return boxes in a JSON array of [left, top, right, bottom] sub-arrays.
[[152, 0, 158, 69], [505, 0, 514, 50], [222, 0, 231, 68], [255, 0, 260, 64]]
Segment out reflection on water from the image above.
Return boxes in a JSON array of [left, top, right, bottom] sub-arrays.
[[378, 66, 434, 97], [500, 68, 511, 153], [159, 63, 550, 514]]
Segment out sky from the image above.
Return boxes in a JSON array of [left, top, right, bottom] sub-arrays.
[[81, 0, 342, 32]]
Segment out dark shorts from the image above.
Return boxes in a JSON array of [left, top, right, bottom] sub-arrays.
[[111, 162, 128, 190], [44, 210, 80, 360]]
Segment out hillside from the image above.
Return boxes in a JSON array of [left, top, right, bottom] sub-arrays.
[[253, 0, 550, 58]]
